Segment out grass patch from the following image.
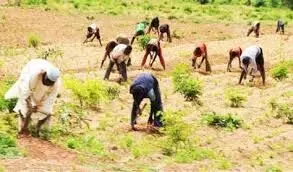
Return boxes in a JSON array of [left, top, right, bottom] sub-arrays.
[[266, 165, 283, 172], [201, 112, 243, 131], [0, 77, 17, 113], [28, 33, 41, 48], [269, 98, 293, 124], [270, 60, 292, 80]]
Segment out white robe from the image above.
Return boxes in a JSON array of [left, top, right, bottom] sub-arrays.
[[4, 59, 61, 117]]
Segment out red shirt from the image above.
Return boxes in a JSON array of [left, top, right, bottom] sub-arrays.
[[194, 43, 207, 57], [229, 47, 242, 58]]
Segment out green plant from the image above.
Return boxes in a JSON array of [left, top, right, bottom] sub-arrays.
[[224, 88, 247, 107], [0, 77, 17, 112], [0, 133, 23, 158], [266, 166, 282, 172], [28, 33, 41, 48], [175, 147, 216, 163], [201, 112, 243, 130], [270, 100, 293, 124], [66, 135, 104, 156], [138, 35, 151, 50], [172, 64, 202, 101], [64, 77, 119, 109], [270, 61, 289, 80]]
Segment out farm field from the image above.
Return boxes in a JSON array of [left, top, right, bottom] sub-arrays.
[[0, 1, 293, 171]]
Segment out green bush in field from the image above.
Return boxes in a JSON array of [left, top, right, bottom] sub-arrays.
[[270, 60, 293, 80], [161, 111, 191, 155], [64, 77, 119, 109], [0, 77, 17, 112], [24, 0, 47, 5], [28, 33, 41, 48], [172, 64, 202, 101], [0, 133, 23, 158], [138, 35, 151, 50], [224, 88, 247, 107], [66, 135, 104, 156], [270, 99, 293, 124], [201, 112, 243, 130]]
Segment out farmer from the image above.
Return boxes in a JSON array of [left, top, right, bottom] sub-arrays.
[[191, 43, 211, 72], [239, 45, 265, 85], [100, 34, 131, 68], [83, 23, 102, 46], [276, 19, 285, 34], [247, 21, 260, 38], [159, 24, 172, 42], [141, 38, 165, 70], [147, 17, 160, 34], [131, 21, 147, 45], [129, 73, 163, 130], [4, 59, 61, 135], [227, 47, 242, 72], [104, 44, 132, 82]]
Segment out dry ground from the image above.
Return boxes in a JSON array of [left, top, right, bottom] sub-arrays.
[[0, 6, 293, 171]]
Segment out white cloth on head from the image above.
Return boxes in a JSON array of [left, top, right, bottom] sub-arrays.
[[240, 45, 261, 73], [4, 59, 61, 116], [110, 44, 130, 64]]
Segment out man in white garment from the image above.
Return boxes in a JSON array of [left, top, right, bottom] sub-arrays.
[[83, 23, 102, 46], [239, 45, 265, 85], [5, 59, 61, 135]]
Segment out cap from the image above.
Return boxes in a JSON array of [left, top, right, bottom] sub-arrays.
[[47, 67, 60, 82]]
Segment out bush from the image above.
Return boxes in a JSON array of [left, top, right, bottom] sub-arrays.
[[201, 112, 243, 130], [254, 0, 266, 7], [64, 77, 119, 109], [197, 0, 209, 4], [138, 35, 151, 50], [28, 33, 41, 48], [224, 88, 247, 107], [270, 99, 293, 124], [270, 61, 290, 80], [172, 64, 202, 101], [0, 77, 17, 112], [0, 133, 23, 158]]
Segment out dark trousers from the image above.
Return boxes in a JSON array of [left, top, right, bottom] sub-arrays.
[[149, 76, 163, 127], [104, 60, 127, 81]]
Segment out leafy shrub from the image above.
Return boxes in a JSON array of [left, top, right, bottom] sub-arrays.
[[224, 88, 247, 107], [66, 135, 104, 155], [138, 35, 151, 50], [270, 61, 290, 80], [201, 112, 243, 130], [270, 99, 293, 124], [172, 64, 202, 101], [197, 0, 209, 4], [161, 111, 191, 155], [24, 0, 47, 5], [0, 113, 18, 135], [64, 77, 119, 109], [0, 133, 23, 158], [0, 77, 17, 112], [254, 0, 266, 7], [28, 33, 41, 48]]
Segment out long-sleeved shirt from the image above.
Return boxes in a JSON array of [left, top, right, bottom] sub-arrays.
[[240, 45, 262, 72], [135, 22, 146, 32], [110, 44, 130, 63], [5, 59, 61, 116]]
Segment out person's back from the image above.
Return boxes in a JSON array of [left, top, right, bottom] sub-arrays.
[[116, 34, 130, 45], [131, 73, 154, 95]]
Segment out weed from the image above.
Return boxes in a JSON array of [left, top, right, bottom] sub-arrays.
[[66, 135, 104, 156], [175, 147, 216, 163], [266, 165, 283, 172], [270, 60, 293, 80], [172, 64, 202, 101], [0, 77, 17, 112], [37, 47, 64, 60], [28, 33, 41, 48], [201, 112, 243, 130], [224, 87, 247, 107], [138, 35, 151, 50], [0, 133, 23, 158], [269, 98, 293, 124]]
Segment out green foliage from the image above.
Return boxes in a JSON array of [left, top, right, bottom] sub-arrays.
[[0, 114, 18, 135], [224, 87, 247, 107], [172, 64, 202, 101], [254, 0, 266, 7], [64, 77, 119, 109], [270, 60, 292, 80], [201, 112, 243, 130], [138, 35, 151, 50], [37, 47, 64, 60], [0, 77, 17, 112], [0, 133, 23, 158], [175, 147, 216, 163], [266, 166, 283, 172], [28, 33, 41, 48], [24, 0, 47, 5], [66, 135, 104, 156], [161, 111, 191, 155], [270, 99, 293, 124]]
